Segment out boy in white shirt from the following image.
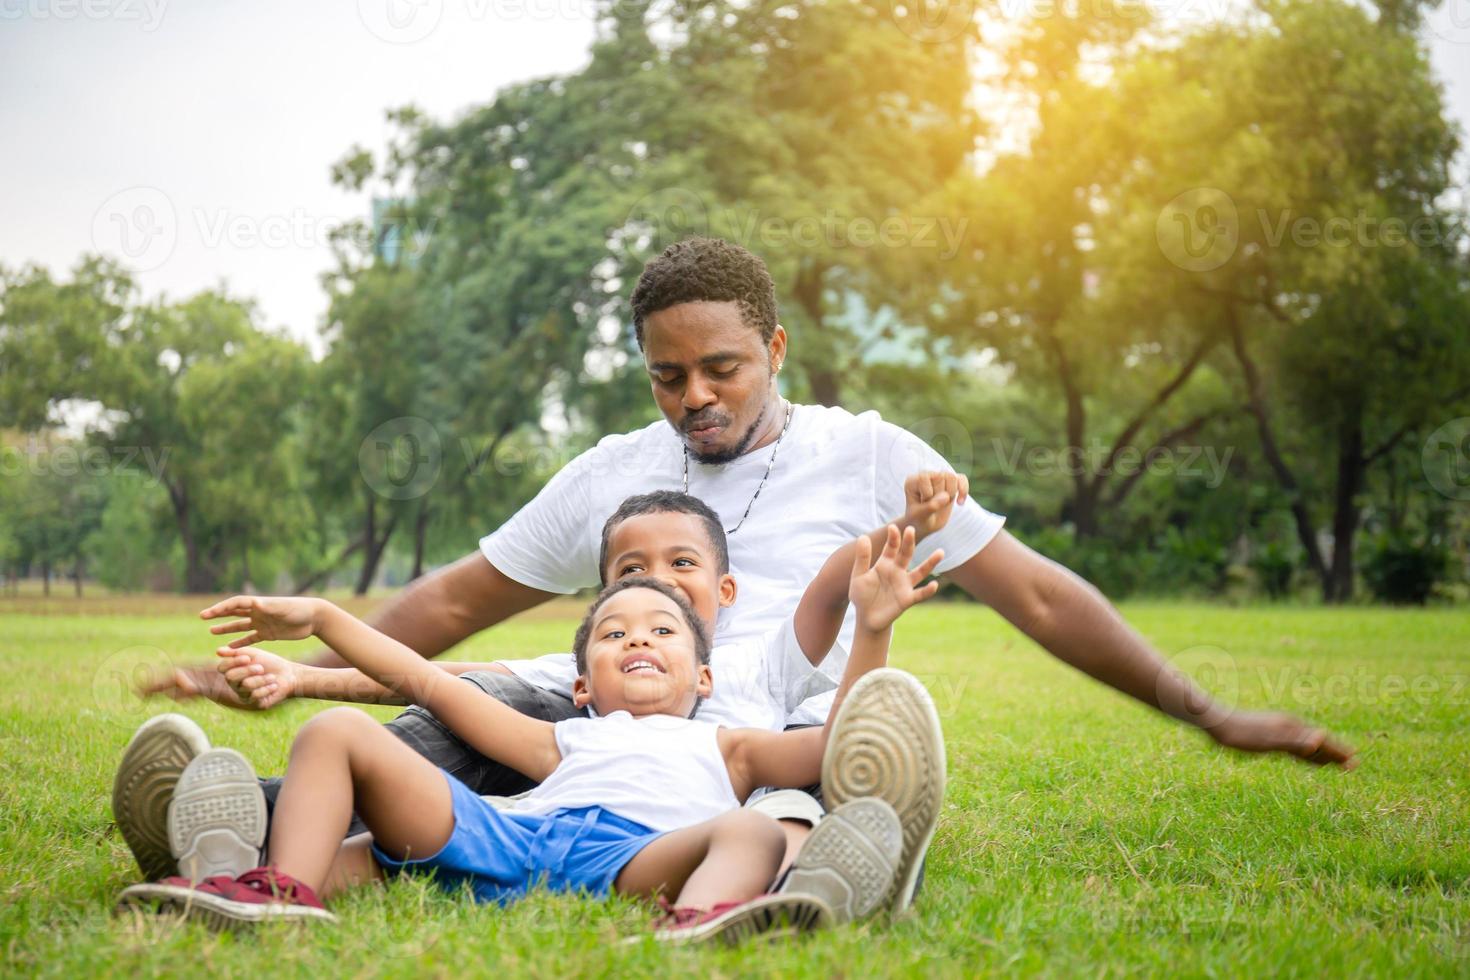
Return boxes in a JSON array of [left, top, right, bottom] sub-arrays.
[[118, 521, 945, 944]]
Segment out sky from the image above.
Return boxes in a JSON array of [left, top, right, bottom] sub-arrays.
[[2, 0, 1467, 354]]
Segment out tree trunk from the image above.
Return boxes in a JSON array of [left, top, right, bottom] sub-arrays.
[[1326, 410, 1366, 604], [74, 553, 83, 598], [354, 496, 402, 596], [167, 481, 217, 594], [1042, 329, 1097, 538], [42, 557, 51, 597], [292, 537, 365, 595], [792, 261, 841, 407], [411, 501, 430, 581], [1225, 306, 1331, 595]]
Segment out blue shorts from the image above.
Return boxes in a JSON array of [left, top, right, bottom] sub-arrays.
[[371, 769, 664, 903]]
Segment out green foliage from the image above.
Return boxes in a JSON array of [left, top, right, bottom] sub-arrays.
[[1249, 541, 1298, 601], [1361, 532, 1452, 605]]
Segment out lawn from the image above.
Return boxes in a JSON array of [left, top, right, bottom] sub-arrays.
[[1, 598, 1467, 977]]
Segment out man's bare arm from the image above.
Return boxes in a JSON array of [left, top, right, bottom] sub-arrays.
[[145, 551, 554, 705], [307, 553, 554, 667], [946, 530, 1356, 767]]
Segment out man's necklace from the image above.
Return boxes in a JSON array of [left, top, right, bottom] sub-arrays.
[[682, 401, 794, 536]]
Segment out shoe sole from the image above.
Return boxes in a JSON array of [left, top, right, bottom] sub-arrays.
[[117, 882, 336, 928], [821, 668, 946, 918], [781, 798, 901, 924], [655, 892, 831, 946], [112, 714, 211, 881], [168, 748, 267, 882]]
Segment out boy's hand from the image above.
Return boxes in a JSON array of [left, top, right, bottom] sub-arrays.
[[215, 645, 297, 710], [903, 471, 967, 539], [199, 595, 325, 647], [849, 524, 944, 633]]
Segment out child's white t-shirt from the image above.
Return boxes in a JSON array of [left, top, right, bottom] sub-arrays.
[[506, 711, 739, 833]]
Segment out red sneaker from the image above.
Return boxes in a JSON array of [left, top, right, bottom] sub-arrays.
[[117, 866, 337, 928], [651, 892, 832, 946]]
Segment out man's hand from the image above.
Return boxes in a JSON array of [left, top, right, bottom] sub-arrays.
[[215, 645, 297, 710], [1209, 709, 1358, 769], [903, 471, 967, 539], [139, 664, 252, 709], [198, 595, 326, 647], [849, 524, 944, 633]]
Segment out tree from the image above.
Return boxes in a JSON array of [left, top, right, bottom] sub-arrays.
[[1126, 0, 1470, 600], [0, 261, 313, 592]]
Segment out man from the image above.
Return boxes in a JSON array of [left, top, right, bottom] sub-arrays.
[[140, 237, 1354, 906]]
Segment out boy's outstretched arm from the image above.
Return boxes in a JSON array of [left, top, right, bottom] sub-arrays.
[[723, 525, 940, 798], [792, 471, 965, 666], [200, 596, 561, 780]]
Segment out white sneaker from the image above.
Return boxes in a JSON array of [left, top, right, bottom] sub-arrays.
[[112, 714, 211, 880], [168, 748, 267, 882], [821, 668, 947, 917], [780, 797, 902, 924]]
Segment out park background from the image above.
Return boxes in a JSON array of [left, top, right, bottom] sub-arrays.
[[2, 0, 1469, 604], [2, 1, 1470, 976]]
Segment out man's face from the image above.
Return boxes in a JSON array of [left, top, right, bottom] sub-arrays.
[[573, 587, 713, 717], [602, 511, 737, 629], [641, 301, 787, 464]]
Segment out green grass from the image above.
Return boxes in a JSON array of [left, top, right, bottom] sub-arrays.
[[2, 600, 1468, 977]]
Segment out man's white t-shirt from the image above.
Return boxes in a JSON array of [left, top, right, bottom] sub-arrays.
[[483, 403, 1005, 724]]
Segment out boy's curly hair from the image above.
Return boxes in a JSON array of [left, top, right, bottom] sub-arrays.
[[629, 237, 779, 348], [571, 577, 713, 675]]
